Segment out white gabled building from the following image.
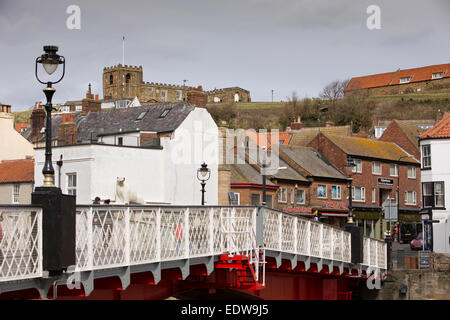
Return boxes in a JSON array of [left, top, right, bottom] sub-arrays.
[[33, 104, 218, 205], [0, 104, 34, 161], [419, 113, 450, 253]]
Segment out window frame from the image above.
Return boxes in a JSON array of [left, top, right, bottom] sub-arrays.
[[422, 145, 431, 169], [352, 159, 362, 173], [422, 181, 445, 209], [251, 193, 261, 206], [352, 186, 365, 202], [317, 184, 327, 199], [407, 166, 416, 179], [431, 72, 444, 80], [176, 90, 183, 101], [67, 173, 77, 196], [331, 185, 341, 200], [399, 76, 412, 84], [161, 90, 167, 102], [12, 183, 20, 204], [278, 187, 287, 203], [372, 187, 376, 203], [404, 190, 417, 205], [372, 161, 381, 175], [296, 189, 305, 204], [390, 164, 398, 177], [434, 182, 445, 208]]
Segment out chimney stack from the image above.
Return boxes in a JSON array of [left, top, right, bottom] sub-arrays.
[[0, 104, 11, 113], [82, 84, 101, 115], [436, 109, 444, 122], [187, 86, 207, 107], [30, 102, 46, 139], [290, 115, 303, 131], [325, 120, 334, 127], [58, 114, 77, 146]]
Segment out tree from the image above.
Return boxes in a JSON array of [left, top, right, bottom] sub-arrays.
[[319, 79, 350, 103]]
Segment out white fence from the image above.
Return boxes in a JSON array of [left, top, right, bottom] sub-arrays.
[[0, 206, 43, 282]]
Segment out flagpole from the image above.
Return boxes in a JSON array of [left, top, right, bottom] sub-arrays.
[[122, 36, 125, 65]]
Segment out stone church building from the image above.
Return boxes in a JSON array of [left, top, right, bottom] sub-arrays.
[[103, 64, 250, 105]]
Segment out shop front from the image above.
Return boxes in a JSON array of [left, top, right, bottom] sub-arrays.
[[281, 200, 349, 228], [352, 207, 383, 240]]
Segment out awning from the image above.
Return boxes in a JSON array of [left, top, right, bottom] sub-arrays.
[[319, 211, 348, 217]]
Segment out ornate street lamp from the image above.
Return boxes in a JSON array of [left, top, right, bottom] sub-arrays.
[[344, 156, 356, 225], [35, 45, 65, 187], [197, 162, 211, 205]]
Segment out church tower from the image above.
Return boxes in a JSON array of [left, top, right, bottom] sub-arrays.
[[103, 64, 143, 100]]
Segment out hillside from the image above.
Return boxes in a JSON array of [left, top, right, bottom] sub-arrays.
[[206, 92, 450, 131]]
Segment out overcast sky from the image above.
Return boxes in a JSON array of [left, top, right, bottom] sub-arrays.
[[0, 0, 449, 111]]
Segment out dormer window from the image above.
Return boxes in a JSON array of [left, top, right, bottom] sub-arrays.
[[432, 72, 445, 80], [399, 76, 412, 84]]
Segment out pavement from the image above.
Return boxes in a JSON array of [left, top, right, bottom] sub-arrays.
[[391, 240, 421, 269]]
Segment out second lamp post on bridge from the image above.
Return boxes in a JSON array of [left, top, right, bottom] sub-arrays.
[[197, 162, 211, 205]]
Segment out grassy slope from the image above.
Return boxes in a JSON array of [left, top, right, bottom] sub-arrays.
[[12, 109, 33, 125]]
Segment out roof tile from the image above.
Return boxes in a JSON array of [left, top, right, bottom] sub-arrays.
[[346, 63, 450, 91], [419, 113, 450, 139], [0, 159, 34, 183]]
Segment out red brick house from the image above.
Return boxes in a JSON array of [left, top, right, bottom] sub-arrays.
[[379, 120, 425, 160], [278, 146, 349, 227], [308, 133, 421, 239]]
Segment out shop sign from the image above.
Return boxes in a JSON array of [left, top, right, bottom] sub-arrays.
[[378, 178, 394, 186], [282, 206, 312, 214], [322, 201, 346, 209]]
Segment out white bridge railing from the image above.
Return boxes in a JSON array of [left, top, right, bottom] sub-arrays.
[[0, 206, 43, 282], [363, 236, 387, 270], [0, 205, 388, 284], [75, 206, 259, 272], [262, 208, 352, 263]]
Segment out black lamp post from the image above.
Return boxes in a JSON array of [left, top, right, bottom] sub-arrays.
[[197, 162, 211, 205], [344, 156, 356, 225], [393, 154, 413, 242], [32, 46, 75, 276], [35, 45, 65, 187]]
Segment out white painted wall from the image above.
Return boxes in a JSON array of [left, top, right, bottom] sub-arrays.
[[34, 107, 219, 206], [99, 132, 141, 147], [162, 107, 218, 205], [0, 112, 34, 161], [420, 138, 450, 253]]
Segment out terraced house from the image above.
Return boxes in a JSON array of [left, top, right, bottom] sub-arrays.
[[308, 133, 421, 239], [419, 113, 450, 253], [227, 146, 350, 228]]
